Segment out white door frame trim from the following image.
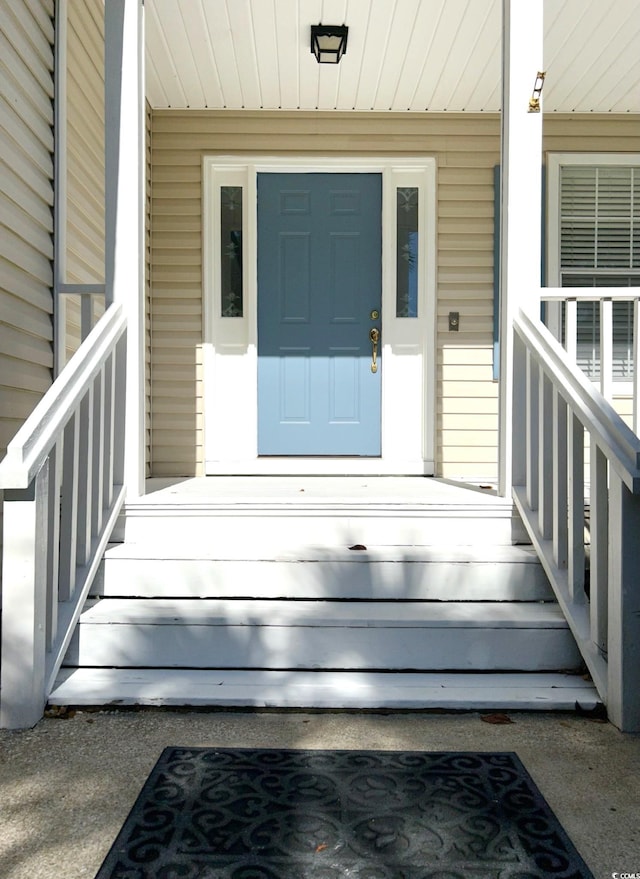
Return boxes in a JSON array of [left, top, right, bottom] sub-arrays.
[[203, 155, 437, 475]]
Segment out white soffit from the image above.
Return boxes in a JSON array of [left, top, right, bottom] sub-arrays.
[[145, 0, 640, 113]]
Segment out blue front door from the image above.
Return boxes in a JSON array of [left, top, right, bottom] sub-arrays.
[[257, 173, 382, 455]]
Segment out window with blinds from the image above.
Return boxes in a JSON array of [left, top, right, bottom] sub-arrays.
[[560, 165, 640, 381]]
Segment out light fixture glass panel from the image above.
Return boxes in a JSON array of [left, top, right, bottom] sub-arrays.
[[396, 187, 419, 317], [221, 186, 243, 317]]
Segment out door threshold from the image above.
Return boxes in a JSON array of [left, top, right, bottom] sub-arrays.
[[205, 458, 434, 476]]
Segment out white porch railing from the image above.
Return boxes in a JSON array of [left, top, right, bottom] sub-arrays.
[[542, 288, 640, 434], [513, 308, 640, 732], [0, 304, 127, 729]]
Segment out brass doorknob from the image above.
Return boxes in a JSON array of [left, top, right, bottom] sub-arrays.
[[369, 327, 380, 373]]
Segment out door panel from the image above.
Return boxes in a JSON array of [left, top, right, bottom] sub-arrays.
[[258, 173, 382, 455]]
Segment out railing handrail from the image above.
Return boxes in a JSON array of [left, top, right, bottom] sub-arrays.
[[542, 286, 640, 301], [514, 308, 640, 491], [0, 303, 126, 490]]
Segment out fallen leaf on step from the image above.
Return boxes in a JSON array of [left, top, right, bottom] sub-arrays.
[[480, 713, 514, 725], [315, 844, 328, 853], [348, 544, 367, 551]]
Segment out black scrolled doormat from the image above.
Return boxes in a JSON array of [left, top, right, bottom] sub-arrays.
[[95, 748, 593, 879]]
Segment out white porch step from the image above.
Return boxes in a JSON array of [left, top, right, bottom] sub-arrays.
[[115, 483, 525, 548], [115, 509, 523, 547], [94, 543, 554, 601], [64, 598, 582, 672], [49, 668, 599, 712]]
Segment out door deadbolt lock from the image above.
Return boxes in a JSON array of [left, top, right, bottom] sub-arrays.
[[370, 309, 380, 320]]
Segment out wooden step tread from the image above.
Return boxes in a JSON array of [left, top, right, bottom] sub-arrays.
[[103, 543, 543, 563], [49, 668, 600, 711], [78, 598, 570, 629]]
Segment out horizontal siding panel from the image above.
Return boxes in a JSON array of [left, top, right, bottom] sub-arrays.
[[437, 303, 493, 317], [67, 46, 103, 116], [439, 347, 493, 366], [0, 127, 53, 202], [0, 94, 54, 175], [0, 290, 53, 340], [150, 461, 201, 477], [1, 259, 53, 314], [0, 324, 53, 368], [0, 353, 51, 395], [0, 192, 52, 257], [152, 443, 202, 459], [440, 413, 497, 430], [153, 396, 199, 414], [152, 110, 501, 136], [152, 133, 501, 155], [152, 230, 203, 249], [0, 34, 52, 116], [440, 234, 494, 252], [152, 250, 201, 267], [0, 385, 44, 420], [0, 7, 54, 97], [439, 201, 494, 219], [440, 380, 499, 398], [152, 217, 202, 235], [439, 184, 494, 202], [153, 414, 204, 431], [67, 198, 104, 253], [0, 157, 53, 229], [152, 198, 201, 217], [153, 164, 202, 184], [439, 218, 493, 236], [439, 430, 497, 448], [441, 396, 499, 414], [438, 364, 495, 382], [0, 224, 53, 285], [153, 301, 202, 316], [439, 252, 493, 268], [152, 181, 201, 200], [0, 55, 54, 138]]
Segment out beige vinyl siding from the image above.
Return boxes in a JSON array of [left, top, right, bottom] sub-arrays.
[[149, 110, 640, 479], [0, 0, 55, 459], [0, 0, 55, 595], [61, 0, 104, 363]]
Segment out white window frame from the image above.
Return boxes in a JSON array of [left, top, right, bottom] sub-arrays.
[[547, 153, 640, 395]]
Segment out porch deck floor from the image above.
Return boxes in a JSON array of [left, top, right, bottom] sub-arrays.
[[141, 476, 507, 508]]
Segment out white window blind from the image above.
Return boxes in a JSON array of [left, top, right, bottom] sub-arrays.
[[560, 165, 640, 381]]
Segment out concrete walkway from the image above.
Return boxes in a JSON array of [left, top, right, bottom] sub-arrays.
[[0, 709, 638, 878]]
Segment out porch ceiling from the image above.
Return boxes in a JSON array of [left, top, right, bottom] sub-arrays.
[[145, 0, 640, 114]]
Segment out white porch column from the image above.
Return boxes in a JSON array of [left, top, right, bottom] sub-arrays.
[[498, 0, 544, 497], [105, 0, 145, 499]]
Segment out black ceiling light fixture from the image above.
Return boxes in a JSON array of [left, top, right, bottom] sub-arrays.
[[311, 24, 348, 64]]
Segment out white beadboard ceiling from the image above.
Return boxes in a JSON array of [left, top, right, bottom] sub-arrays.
[[145, 0, 640, 113]]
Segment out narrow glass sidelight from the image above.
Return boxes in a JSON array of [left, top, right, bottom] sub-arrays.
[[221, 186, 243, 317], [396, 187, 419, 317]]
